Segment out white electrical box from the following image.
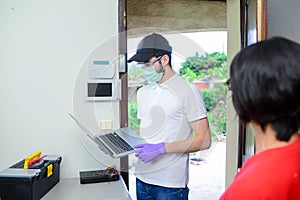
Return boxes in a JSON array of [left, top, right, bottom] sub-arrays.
[[85, 79, 122, 101], [88, 60, 115, 79]]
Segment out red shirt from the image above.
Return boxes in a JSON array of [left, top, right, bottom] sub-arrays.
[[220, 133, 300, 200]]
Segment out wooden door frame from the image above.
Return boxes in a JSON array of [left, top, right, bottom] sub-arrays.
[[238, 0, 268, 168], [118, 0, 129, 189]]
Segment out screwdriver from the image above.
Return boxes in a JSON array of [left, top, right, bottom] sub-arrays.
[[28, 155, 46, 165]]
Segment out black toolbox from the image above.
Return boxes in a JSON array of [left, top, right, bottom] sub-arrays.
[[0, 155, 62, 200]]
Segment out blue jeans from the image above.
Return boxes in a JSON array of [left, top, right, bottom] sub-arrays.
[[136, 178, 189, 200]]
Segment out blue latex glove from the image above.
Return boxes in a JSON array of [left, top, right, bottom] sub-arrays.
[[98, 145, 109, 155], [134, 143, 166, 163]]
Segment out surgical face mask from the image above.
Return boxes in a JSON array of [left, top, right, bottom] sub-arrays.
[[141, 65, 163, 83], [138, 56, 164, 83]]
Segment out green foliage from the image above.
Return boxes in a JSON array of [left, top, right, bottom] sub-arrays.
[[210, 98, 227, 136], [128, 63, 145, 83], [179, 52, 228, 140], [201, 83, 228, 139], [128, 101, 140, 131], [180, 52, 227, 81], [201, 89, 215, 112], [181, 66, 202, 82]]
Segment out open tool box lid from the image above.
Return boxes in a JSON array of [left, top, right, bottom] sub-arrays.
[[0, 155, 62, 200]]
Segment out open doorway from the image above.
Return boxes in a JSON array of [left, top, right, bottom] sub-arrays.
[[127, 31, 227, 200], [125, 1, 227, 199]]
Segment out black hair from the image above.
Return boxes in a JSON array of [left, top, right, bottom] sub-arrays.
[[155, 52, 172, 68], [230, 36, 300, 141]]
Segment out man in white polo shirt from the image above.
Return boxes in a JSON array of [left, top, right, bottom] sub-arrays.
[[128, 33, 211, 200]]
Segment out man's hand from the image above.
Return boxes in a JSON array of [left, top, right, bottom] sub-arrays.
[[134, 143, 166, 163]]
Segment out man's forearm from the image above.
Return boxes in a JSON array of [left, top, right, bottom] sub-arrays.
[[164, 129, 211, 154]]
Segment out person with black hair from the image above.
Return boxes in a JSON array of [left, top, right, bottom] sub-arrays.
[[220, 36, 300, 199], [128, 33, 211, 200]]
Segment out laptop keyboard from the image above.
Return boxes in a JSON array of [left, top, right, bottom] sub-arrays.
[[98, 132, 134, 154]]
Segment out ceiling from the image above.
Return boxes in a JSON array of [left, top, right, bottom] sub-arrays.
[[127, 0, 227, 36]]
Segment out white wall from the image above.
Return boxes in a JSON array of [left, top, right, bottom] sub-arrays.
[[225, 0, 240, 188], [0, 0, 120, 178], [268, 0, 300, 43]]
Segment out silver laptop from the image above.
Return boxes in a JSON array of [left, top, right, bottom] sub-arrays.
[[69, 113, 147, 158]]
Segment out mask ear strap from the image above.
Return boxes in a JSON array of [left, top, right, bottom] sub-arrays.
[[159, 61, 165, 73]]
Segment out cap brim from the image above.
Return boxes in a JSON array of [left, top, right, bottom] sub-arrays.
[[128, 52, 154, 63]]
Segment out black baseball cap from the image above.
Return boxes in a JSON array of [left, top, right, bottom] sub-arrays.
[[128, 33, 172, 63]]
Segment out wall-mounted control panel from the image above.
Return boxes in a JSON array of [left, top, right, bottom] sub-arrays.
[[88, 60, 115, 79], [85, 79, 121, 101]]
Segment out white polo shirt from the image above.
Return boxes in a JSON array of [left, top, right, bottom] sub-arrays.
[[135, 73, 207, 188]]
